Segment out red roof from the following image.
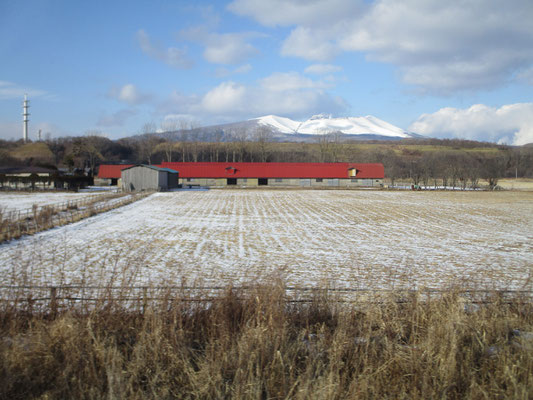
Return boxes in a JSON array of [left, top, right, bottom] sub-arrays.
[[97, 162, 384, 179], [160, 162, 384, 179], [97, 164, 132, 179]]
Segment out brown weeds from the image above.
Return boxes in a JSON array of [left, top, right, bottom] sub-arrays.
[[0, 284, 531, 399]]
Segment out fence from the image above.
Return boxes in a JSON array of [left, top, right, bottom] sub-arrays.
[[0, 192, 151, 242], [1, 285, 531, 314], [2, 193, 120, 222]]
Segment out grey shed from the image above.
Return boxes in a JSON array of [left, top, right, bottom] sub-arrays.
[[121, 165, 179, 191]]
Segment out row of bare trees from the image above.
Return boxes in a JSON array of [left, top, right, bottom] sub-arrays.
[[3, 121, 532, 187]]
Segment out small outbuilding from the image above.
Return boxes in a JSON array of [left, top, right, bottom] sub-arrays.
[[121, 165, 179, 192]]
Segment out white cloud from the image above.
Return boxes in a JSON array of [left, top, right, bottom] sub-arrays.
[[409, 103, 533, 145], [108, 84, 150, 105], [339, 0, 533, 93], [179, 27, 260, 65], [203, 33, 258, 64], [304, 64, 342, 75], [202, 81, 247, 113], [137, 29, 193, 69], [97, 109, 138, 127], [200, 73, 346, 119], [281, 26, 339, 61], [0, 81, 48, 100], [158, 72, 347, 123], [229, 0, 533, 93]]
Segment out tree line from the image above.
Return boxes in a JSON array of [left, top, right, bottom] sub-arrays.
[[1, 125, 532, 189]]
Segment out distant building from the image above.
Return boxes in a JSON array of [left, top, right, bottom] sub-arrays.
[[0, 166, 58, 189], [121, 165, 179, 192], [100, 162, 384, 189], [162, 162, 384, 188]]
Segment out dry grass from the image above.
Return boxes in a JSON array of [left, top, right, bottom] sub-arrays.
[[0, 282, 531, 399]]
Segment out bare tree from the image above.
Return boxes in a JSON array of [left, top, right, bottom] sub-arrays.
[[316, 130, 331, 162], [160, 120, 179, 162], [482, 156, 505, 190], [209, 130, 223, 162], [329, 131, 343, 162], [253, 126, 273, 162], [184, 120, 202, 162], [69, 133, 105, 176], [230, 127, 248, 162], [139, 122, 160, 164]]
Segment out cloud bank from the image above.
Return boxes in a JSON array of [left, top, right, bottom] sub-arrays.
[[409, 103, 533, 145], [229, 0, 533, 93]]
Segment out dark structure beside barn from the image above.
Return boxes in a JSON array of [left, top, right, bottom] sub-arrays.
[[0, 166, 93, 191]]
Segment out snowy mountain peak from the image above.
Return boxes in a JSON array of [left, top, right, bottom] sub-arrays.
[[252, 115, 412, 138]]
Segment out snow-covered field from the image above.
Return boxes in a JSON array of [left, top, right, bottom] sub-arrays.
[[0, 192, 100, 213], [1, 190, 532, 291]]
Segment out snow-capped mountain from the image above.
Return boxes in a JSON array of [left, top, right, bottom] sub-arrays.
[[157, 114, 422, 143], [252, 115, 413, 138]]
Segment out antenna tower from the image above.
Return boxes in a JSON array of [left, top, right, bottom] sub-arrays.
[[23, 94, 30, 142]]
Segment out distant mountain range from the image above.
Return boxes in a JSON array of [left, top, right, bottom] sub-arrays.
[[251, 114, 417, 139], [154, 114, 422, 142]]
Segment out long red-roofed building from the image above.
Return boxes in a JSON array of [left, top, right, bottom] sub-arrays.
[[97, 162, 384, 188]]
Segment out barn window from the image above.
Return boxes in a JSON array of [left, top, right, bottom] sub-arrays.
[[316, 178, 323, 182], [227, 178, 237, 185], [275, 178, 282, 182], [351, 178, 358, 183], [258, 178, 268, 185]]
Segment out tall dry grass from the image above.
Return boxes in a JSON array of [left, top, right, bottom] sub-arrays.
[[0, 283, 532, 399]]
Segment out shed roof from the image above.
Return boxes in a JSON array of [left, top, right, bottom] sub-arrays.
[[121, 164, 178, 174], [0, 166, 58, 174]]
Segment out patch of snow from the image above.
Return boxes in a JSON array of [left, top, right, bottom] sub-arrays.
[[252, 114, 410, 137], [253, 115, 301, 133]]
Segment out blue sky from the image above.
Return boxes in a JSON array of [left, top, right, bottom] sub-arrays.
[[1, 0, 532, 144]]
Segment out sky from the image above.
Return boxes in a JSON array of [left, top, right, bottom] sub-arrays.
[[1, 0, 532, 145]]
